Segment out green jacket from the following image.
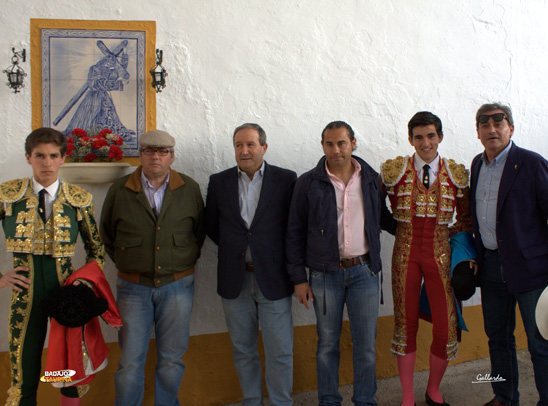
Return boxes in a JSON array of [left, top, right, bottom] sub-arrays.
[[0, 178, 104, 271], [100, 167, 205, 287]]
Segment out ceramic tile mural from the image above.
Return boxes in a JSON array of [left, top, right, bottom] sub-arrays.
[[41, 28, 146, 156]]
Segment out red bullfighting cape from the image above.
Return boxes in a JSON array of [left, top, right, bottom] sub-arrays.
[[44, 261, 122, 387]]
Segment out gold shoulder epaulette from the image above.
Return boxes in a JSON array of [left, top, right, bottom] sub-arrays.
[[381, 156, 409, 187], [0, 178, 29, 203], [62, 183, 92, 208], [444, 158, 469, 188]]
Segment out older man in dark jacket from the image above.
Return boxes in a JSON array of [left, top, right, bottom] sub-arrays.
[[470, 103, 548, 406], [206, 123, 296, 406]]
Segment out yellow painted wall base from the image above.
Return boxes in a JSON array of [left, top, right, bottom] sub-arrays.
[[0, 305, 526, 405]]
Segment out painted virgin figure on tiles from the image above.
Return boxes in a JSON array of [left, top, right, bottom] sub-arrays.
[[40, 26, 148, 157], [53, 40, 136, 142]]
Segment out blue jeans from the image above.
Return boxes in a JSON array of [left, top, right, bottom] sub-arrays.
[[114, 275, 194, 406], [222, 271, 293, 406], [480, 250, 548, 406], [310, 260, 379, 406]]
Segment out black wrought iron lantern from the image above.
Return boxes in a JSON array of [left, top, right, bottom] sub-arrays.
[[3, 48, 27, 94], [150, 49, 167, 93]]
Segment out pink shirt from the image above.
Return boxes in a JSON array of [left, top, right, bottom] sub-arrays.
[[326, 158, 369, 258]]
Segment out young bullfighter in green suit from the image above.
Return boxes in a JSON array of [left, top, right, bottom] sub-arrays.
[[0, 128, 104, 406]]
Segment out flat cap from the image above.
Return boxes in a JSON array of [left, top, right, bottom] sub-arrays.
[[139, 130, 175, 148]]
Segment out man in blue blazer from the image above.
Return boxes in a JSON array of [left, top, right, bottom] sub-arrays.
[[470, 103, 548, 406], [205, 123, 297, 406]]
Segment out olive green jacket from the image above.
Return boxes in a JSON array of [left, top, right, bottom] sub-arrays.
[[100, 167, 205, 287]]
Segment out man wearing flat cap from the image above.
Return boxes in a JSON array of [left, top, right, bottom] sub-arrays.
[[101, 130, 205, 406]]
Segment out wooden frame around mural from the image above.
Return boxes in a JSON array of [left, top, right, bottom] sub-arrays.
[[31, 19, 157, 165]]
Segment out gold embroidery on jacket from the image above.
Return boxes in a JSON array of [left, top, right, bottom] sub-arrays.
[[381, 156, 465, 359]]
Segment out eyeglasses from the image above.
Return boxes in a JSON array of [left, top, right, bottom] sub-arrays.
[[478, 113, 508, 124], [141, 148, 171, 156]]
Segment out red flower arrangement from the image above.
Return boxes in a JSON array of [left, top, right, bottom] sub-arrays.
[[66, 127, 125, 162]]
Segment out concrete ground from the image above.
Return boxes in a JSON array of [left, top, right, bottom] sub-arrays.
[[227, 349, 537, 405]]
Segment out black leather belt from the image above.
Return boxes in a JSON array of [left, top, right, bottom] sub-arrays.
[[339, 253, 370, 268]]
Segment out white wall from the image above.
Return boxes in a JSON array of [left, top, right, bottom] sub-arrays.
[[1, 0, 547, 349]]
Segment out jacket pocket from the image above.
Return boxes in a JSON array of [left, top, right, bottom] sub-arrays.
[[172, 232, 199, 268], [307, 227, 329, 259], [113, 234, 145, 271], [114, 235, 143, 248], [521, 241, 548, 259], [173, 232, 195, 247]]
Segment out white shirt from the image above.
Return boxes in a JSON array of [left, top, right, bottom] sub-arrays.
[[238, 162, 265, 228], [238, 161, 265, 263], [141, 170, 170, 215], [32, 178, 59, 222], [414, 153, 440, 186]]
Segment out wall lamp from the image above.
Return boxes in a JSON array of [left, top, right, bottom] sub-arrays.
[[3, 48, 27, 94], [150, 49, 167, 93]]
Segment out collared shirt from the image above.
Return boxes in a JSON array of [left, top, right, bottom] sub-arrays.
[[238, 162, 265, 263], [326, 158, 369, 258], [414, 153, 440, 186], [32, 178, 59, 221], [476, 140, 513, 249], [141, 170, 170, 216]]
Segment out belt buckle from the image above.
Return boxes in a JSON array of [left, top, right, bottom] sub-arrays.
[[340, 256, 355, 268]]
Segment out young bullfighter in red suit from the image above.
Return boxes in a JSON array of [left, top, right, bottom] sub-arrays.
[[381, 112, 472, 406]]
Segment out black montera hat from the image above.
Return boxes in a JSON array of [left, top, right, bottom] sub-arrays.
[[451, 261, 476, 301], [41, 283, 108, 328]]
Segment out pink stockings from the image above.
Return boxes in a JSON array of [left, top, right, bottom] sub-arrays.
[[60, 395, 81, 406], [397, 351, 449, 406], [426, 352, 449, 403], [397, 352, 416, 406]]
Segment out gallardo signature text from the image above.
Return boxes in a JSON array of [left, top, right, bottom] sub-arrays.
[[473, 373, 506, 383]]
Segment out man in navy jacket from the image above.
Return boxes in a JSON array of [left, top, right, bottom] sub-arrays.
[[286, 121, 395, 406], [205, 123, 297, 406], [470, 103, 548, 406]]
